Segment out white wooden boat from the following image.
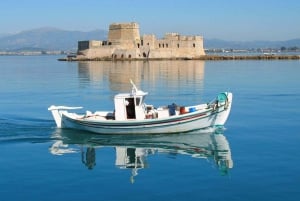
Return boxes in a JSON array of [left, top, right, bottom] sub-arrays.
[[48, 81, 232, 134]]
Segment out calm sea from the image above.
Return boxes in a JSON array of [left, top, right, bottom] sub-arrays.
[[0, 56, 300, 201]]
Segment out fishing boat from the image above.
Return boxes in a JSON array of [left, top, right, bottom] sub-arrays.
[[48, 81, 232, 134]]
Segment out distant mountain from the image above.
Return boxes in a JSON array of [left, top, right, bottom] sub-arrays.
[[0, 27, 299, 51], [0, 33, 12, 38], [204, 38, 300, 49], [0, 27, 107, 51]]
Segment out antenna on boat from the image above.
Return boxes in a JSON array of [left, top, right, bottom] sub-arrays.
[[130, 79, 148, 96], [130, 79, 138, 94]]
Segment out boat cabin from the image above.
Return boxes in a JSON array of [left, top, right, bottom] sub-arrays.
[[114, 83, 148, 121], [113, 81, 197, 121]]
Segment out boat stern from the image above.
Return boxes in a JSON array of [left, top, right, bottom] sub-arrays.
[[214, 92, 233, 126]]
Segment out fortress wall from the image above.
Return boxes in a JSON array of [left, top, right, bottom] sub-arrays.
[[138, 46, 158, 59], [148, 49, 173, 58], [151, 36, 204, 58], [112, 49, 140, 59], [164, 33, 180, 40], [77, 46, 115, 59], [78, 40, 103, 51], [142, 34, 156, 48], [118, 40, 138, 49], [148, 46, 205, 59], [90, 40, 102, 47]]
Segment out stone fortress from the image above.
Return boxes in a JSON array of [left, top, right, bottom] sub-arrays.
[[76, 22, 205, 60]]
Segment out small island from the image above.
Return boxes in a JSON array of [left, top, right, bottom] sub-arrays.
[[58, 22, 300, 61], [61, 22, 205, 61]]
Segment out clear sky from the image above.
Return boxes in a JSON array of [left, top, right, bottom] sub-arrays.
[[1, 0, 300, 41]]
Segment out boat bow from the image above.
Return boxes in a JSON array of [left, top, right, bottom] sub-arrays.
[[48, 105, 83, 128]]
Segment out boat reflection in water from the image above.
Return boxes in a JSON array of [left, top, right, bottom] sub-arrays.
[[50, 128, 233, 182]]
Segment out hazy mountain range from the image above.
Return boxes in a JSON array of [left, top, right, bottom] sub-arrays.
[[0, 27, 107, 51], [204, 38, 300, 49], [0, 27, 299, 51]]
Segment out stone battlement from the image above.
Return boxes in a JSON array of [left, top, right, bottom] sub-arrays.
[[109, 22, 139, 30]]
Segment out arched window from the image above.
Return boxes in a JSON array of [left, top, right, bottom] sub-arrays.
[[128, 55, 131, 58], [159, 44, 161, 48], [193, 43, 196, 48], [177, 44, 180, 48], [143, 52, 147, 57]]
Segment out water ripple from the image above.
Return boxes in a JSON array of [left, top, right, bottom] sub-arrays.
[[0, 115, 54, 144], [265, 93, 300, 97]]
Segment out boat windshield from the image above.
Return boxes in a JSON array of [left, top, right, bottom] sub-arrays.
[[136, 97, 141, 106], [135, 96, 145, 106]]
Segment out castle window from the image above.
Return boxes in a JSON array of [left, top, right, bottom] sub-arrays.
[[193, 43, 196, 48], [121, 54, 124, 59], [137, 43, 140, 48], [163, 44, 165, 48], [159, 44, 161, 48], [166, 44, 168, 48], [108, 42, 112, 45], [147, 43, 149, 46], [177, 44, 180, 48], [143, 52, 147, 57], [128, 55, 132, 59], [141, 40, 143, 46]]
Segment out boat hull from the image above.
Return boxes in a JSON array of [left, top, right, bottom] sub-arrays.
[[49, 92, 232, 134]]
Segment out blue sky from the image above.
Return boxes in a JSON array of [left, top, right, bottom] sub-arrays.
[[2, 0, 300, 41]]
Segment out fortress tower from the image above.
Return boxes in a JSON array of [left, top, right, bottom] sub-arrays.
[[108, 22, 140, 48]]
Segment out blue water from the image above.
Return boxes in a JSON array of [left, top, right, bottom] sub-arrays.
[[0, 56, 300, 201]]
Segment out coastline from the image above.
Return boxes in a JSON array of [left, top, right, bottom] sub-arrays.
[[58, 54, 300, 61]]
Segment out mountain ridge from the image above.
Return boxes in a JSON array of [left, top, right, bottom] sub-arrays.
[[0, 27, 107, 51], [0, 27, 299, 51], [204, 38, 300, 49]]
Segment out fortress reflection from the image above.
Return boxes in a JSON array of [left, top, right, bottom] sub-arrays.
[[77, 60, 205, 93], [50, 129, 233, 183]]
